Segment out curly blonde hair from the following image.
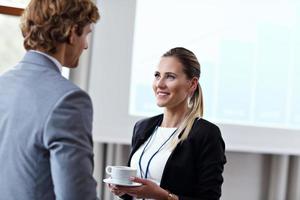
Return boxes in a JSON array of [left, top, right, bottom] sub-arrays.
[[20, 0, 100, 54]]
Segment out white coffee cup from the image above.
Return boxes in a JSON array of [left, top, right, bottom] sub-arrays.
[[105, 165, 137, 184]]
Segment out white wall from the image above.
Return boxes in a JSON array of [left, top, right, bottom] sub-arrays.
[[222, 152, 270, 200]]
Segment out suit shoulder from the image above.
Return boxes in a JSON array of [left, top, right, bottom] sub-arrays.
[[41, 76, 92, 121], [53, 75, 80, 92], [49, 74, 91, 101], [196, 118, 220, 130], [191, 118, 222, 140]]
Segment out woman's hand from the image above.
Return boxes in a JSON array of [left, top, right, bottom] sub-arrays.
[[116, 177, 169, 199], [107, 183, 126, 197]]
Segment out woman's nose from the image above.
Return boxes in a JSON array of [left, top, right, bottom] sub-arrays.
[[156, 77, 165, 88]]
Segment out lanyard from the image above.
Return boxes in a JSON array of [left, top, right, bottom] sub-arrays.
[[138, 126, 177, 179]]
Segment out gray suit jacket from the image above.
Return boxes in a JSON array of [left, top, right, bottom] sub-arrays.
[[0, 52, 97, 200]]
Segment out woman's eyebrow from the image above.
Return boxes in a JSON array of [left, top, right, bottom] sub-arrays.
[[164, 72, 177, 76]]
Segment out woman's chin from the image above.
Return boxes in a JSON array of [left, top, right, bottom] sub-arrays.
[[156, 102, 166, 107]]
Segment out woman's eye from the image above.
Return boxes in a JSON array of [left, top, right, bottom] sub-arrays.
[[166, 74, 175, 80], [154, 73, 160, 79]]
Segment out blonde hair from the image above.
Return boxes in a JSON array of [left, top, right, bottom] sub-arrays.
[[20, 0, 100, 54], [162, 47, 204, 147]]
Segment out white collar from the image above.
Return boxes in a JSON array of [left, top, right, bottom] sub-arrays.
[[29, 50, 63, 73]]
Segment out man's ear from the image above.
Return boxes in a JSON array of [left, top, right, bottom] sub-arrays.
[[68, 25, 77, 45]]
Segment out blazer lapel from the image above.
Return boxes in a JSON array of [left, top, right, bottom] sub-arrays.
[[135, 115, 162, 143], [128, 114, 163, 164]]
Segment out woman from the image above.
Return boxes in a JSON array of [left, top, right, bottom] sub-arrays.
[[109, 47, 226, 200]]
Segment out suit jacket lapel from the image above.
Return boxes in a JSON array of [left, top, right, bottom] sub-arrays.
[[128, 114, 163, 165]]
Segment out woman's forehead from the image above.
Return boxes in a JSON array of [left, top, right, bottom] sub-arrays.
[[157, 57, 184, 72]]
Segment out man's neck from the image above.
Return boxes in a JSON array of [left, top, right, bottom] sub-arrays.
[[36, 44, 66, 66], [31, 48, 64, 72]]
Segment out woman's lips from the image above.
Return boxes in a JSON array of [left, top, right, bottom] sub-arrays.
[[157, 91, 170, 96]]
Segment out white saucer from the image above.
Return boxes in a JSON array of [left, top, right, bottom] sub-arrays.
[[103, 178, 142, 187]]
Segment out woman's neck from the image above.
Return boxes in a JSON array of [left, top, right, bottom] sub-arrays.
[[161, 106, 189, 128]]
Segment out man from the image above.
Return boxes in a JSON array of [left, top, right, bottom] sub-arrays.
[[0, 0, 100, 199]]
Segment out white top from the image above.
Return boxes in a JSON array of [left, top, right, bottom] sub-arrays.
[[130, 127, 177, 186], [29, 50, 62, 72]]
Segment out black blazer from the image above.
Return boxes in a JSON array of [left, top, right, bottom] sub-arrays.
[[123, 114, 226, 200]]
